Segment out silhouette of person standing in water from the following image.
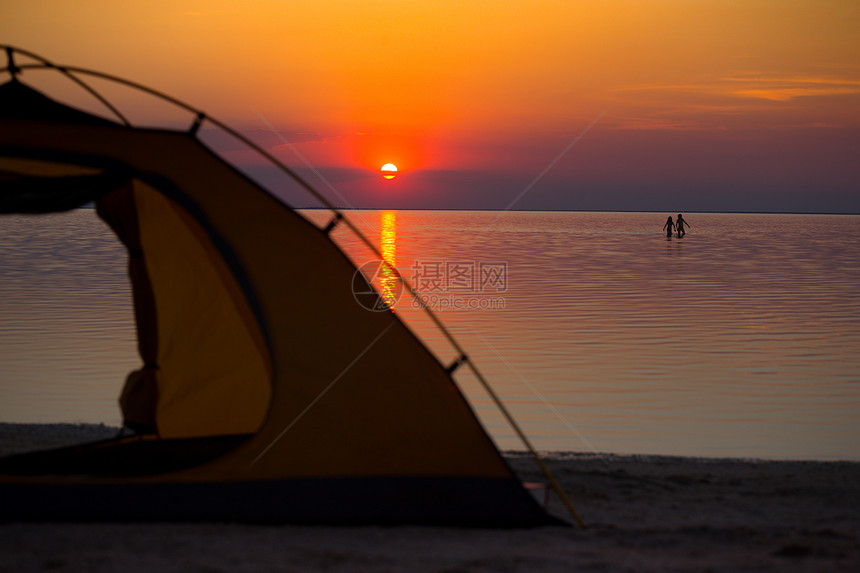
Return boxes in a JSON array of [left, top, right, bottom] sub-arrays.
[[676, 213, 690, 237], [663, 216, 675, 237]]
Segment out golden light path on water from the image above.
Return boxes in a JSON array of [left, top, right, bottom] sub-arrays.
[[379, 211, 398, 308]]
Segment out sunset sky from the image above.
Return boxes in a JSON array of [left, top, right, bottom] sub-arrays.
[[3, 1, 859, 212]]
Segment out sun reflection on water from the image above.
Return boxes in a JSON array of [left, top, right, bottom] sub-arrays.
[[379, 210, 398, 308]]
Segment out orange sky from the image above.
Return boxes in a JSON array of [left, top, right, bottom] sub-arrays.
[[2, 1, 859, 211]]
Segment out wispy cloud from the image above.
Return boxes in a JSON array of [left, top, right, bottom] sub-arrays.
[[725, 75, 860, 101], [609, 73, 860, 130], [621, 74, 860, 101], [607, 116, 708, 131], [733, 86, 860, 101]]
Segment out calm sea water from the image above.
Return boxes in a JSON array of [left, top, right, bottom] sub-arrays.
[[1, 209, 859, 460]]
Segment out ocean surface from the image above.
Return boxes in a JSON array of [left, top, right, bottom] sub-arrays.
[[1, 209, 858, 460]]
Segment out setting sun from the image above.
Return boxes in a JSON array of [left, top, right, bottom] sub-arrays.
[[380, 163, 397, 180], [3, 2, 857, 213]]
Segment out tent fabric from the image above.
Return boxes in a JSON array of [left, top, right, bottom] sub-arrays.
[[0, 78, 560, 525], [0, 170, 125, 213], [132, 180, 271, 437], [96, 180, 272, 437], [0, 78, 117, 126], [96, 183, 160, 432]]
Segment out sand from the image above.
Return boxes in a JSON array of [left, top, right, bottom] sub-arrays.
[[1, 423, 858, 572]]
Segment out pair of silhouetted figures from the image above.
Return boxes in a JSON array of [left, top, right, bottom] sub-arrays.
[[663, 214, 690, 238]]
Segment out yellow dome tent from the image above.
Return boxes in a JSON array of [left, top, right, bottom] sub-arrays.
[[0, 46, 579, 526]]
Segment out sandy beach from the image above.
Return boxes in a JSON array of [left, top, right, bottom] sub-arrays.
[[1, 423, 858, 572]]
